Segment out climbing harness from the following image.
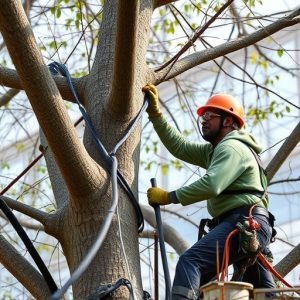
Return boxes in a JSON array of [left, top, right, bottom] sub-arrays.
[[219, 204, 299, 296], [150, 178, 172, 300]]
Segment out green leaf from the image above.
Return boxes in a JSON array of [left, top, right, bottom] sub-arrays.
[[49, 40, 57, 49], [184, 4, 189, 13], [159, 9, 165, 17], [56, 7, 61, 18], [15, 143, 25, 152], [161, 164, 169, 176], [37, 166, 46, 174], [51, 6, 56, 15], [277, 49, 284, 57], [1, 162, 10, 170]]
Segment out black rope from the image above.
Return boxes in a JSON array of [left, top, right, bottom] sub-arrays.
[[0, 197, 57, 293], [48, 62, 145, 233]]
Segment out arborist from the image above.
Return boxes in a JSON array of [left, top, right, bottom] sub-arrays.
[[142, 84, 276, 300]]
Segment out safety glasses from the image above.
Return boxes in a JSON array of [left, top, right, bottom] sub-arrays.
[[199, 111, 222, 123]]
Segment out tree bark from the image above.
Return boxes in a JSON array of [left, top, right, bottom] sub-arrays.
[[0, 234, 51, 299], [275, 244, 300, 278]]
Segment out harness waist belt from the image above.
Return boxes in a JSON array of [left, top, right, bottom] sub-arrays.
[[252, 206, 269, 218], [211, 206, 269, 227]]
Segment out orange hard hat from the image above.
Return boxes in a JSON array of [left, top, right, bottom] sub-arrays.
[[197, 94, 244, 128]]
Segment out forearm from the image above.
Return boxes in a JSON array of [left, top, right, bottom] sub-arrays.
[[150, 115, 209, 166]]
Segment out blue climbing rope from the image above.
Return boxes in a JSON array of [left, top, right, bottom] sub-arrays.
[[48, 62, 148, 299]]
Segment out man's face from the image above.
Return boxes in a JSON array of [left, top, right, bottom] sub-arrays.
[[199, 108, 223, 142]]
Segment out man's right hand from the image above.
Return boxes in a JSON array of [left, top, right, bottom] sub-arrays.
[[142, 84, 162, 117]]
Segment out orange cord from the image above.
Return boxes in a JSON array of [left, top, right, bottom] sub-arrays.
[[257, 252, 300, 295], [219, 205, 298, 299]]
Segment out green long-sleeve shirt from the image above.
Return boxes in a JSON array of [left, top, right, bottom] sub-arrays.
[[150, 115, 268, 218]]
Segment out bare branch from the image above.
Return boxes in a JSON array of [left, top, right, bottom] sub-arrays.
[[155, 0, 234, 72], [0, 66, 86, 105], [266, 121, 300, 182], [269, 177, 300, 186], [154, 8, 300, 83], [229, 2, 296, 76], [141, 205, 190, 255], [1, 196, 50, 225], [0, 211, 44, 231], [162, 207, 198, 228], [0, 1, 103, 198], [0, 88, 20, 107], [0, 234, 52, 299], [1, 195, 62, 238], [109, 0, 139, 117]]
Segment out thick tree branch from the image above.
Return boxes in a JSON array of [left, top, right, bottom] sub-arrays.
[[0, 234, 52, 299], [1, 195, 50, 225], [109, 0, 139, 117], [0, 211, 44, 231], [274, 244, 300, 278], [266, 121, 300, 182], [0, 1, 103, 198], [0, 66, 86, 104], [1, 195, 63, 238], [154, 8, 300, 83], [141, 205, 190, 255]]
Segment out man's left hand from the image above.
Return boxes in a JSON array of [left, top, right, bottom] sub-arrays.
[[147, 187, 170, 206]]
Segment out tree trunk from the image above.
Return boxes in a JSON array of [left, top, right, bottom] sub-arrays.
[[54, 1, 154, 298]]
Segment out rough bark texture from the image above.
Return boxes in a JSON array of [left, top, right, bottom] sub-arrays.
[[0, 234, 52, 299], [1, 0, 300, 299], [274, 244, 300, 278]]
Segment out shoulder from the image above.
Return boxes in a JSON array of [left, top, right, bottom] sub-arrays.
[[214, 139, 251, 162]]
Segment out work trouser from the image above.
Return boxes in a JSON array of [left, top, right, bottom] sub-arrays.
[[172, 207, 276, 300]]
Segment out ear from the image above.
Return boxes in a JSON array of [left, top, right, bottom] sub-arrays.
[[222, 116, 234, 127]]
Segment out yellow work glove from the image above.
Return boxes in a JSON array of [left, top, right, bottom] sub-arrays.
[[142, 84, 162, 117], [147, 187, 170, 206]]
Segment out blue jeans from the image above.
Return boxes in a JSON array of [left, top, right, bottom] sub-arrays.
[[172, 208, 276, 299]]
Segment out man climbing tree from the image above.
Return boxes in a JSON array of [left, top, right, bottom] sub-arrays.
[[0, 1, 300, 299], [144, 84, 277, 299]]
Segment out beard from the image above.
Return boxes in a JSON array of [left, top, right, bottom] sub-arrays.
[[201, 126, 220, 142]]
